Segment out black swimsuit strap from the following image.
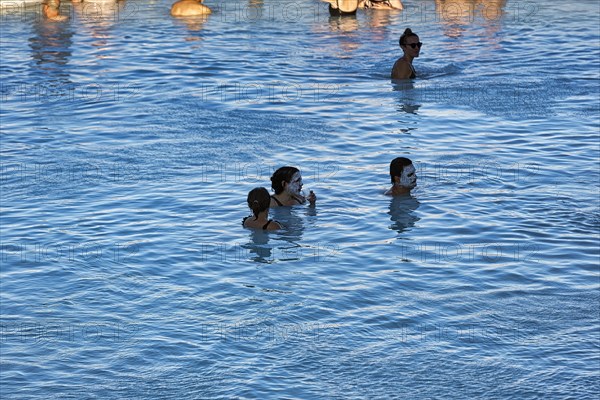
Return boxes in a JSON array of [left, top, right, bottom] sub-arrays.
[[262, 220, 273, 230], [328, 3, 357, 16], [271, 195, 283, 206]]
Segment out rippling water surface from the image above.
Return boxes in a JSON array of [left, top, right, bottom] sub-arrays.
[[1, 0, 599, 398]]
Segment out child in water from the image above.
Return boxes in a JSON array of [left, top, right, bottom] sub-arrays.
[[243, 187, 283, 231]]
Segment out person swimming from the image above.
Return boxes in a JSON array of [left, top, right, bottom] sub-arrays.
[[327, 0, 359, 16], [170, 0, 212, 17], [270, 166, 317, 207], [391, 28, 421, 80], [42, 0, 68, 21], [325, 0, 402, 15], [385, 157, 417, 196], [361, 0, 403, 10], [243, 187, 283, 231]]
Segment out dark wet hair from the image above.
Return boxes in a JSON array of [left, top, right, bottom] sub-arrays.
[[399, 28, 418, 47], [390, 157, 413, 183], [270, 166, 299, 195], [247, 187, 271, 219]]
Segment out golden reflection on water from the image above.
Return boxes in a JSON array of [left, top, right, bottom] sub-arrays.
[[434, 0, 506, 41]]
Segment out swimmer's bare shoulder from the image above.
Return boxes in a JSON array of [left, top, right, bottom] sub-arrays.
[[170, 0, 212, 17], [269, 221, 284, 231], [391, 58, 412, 80]]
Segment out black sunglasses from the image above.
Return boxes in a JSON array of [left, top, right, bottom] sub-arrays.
[[404, 42, 423, 49]]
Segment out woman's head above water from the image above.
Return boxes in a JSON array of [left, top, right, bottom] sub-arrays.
[[399, 28, 419, 47], [270, 166, 302, 195], [399, 28, 421, 58]]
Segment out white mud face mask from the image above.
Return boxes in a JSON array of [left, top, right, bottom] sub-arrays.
[[286, 172, 303, 195], [400, 164, 417, 189]]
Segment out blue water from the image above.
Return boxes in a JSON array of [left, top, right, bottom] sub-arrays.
[[1, 0, 599, 398]]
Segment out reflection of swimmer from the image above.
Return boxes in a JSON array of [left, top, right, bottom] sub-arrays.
[[385, 157, 417, 196], [243, 187, 282, 231], [391, 74, 421, 114], [435, 0, 506, 40], [364, 8, 397, 42], [270, 166, 317, 207], [391, 28, 421, 80], [324, 3, 361, 53], [397, 101, 421, 114], [271, 206, 306, 241], [72, 2, 117, 51], [172, 16, 209, 37], [242, 229, 273, 262], [327, 14, 360, 52], [29, 8, 74, 84], [328, 12, 359, 32], [388, 194, 420, 233], [170, 0, 212, 16]]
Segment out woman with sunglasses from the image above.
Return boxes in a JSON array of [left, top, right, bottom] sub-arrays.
[[391, 28, 422, 80]]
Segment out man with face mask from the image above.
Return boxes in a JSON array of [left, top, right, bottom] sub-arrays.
[[385, 157, 417, 196]]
